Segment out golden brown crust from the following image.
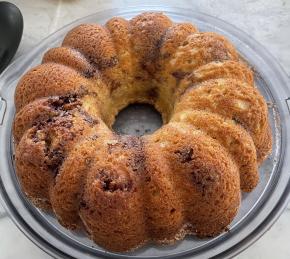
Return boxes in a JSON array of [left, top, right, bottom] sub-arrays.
[[13, 95, 84, 143], [146, 122, 241, 236], [14, 63, 93, 111], [42, 47, 95, 77], [167, 32, 239, 74], [15, 132, 55, 208], [129, 12, 173, 69], [143, 142, 184, 240], [160, 23, 199, 60], [15, 99, 101, 205], [13, 12, 272, 252], [177, 60, 254, 95], [154, 22, 198, 75], [174, 78, 272, 162], [155, 32, 240, 111], [62, 24, 117, 69], [149, 23, 199, 118], [50, 122, 111, 229], [103, 17, 141, 92], [80, 135, 147, 252], [171, 110, 258, 192]]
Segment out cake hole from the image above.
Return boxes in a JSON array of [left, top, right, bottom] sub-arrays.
[[112, 104, 162, 136]]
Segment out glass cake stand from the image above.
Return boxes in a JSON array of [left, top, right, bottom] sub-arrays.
[[0, 6, 290, 259]]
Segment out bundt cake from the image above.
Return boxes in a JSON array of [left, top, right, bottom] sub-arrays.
[[13, 12, 272, 252]]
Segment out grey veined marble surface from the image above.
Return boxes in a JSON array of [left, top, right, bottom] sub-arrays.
[[0, 0, 290, 258]]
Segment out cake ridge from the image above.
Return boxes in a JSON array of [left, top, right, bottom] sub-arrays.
[[171, 109, 258, 191]]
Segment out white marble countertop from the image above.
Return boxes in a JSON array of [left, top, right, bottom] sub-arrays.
[[0, 0, 290, 258]]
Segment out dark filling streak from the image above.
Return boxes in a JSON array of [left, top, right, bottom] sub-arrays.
[[107, 135, 140, 154], [32, 115, 80, 176], [83, 68, 96, 78], [46, 148, 65, 175], [156, 37, 164, 53], [109, 80, 121, 93], [144, 37, 164, 68], [28, 94, 97, 178], [88, 55, 118, 70], [172, 71, 192, 97], [208, 41, 230, 61], [120, 135, 140, 149], [48, 94, 81, 112], [191, 171, 217, 197], [172, 71, 190, 80], [79, 200, 89, 210], [128, 137, 146, 174], [232, 116, 249, 132], [174, 148, 193, 163], [77, 157, 94, 211], [147, 87, 159, 101], [107, 136, 146, 174], [50, 93, 98, 128], [33, 116, 73, 132], [78, 110, 98, 126], [129, 153, 145, 173], [161, 52, 171, 59], [96, 169, 133, 192]]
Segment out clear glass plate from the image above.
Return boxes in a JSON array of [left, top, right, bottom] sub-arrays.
[[0, 6, 290, 259]]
